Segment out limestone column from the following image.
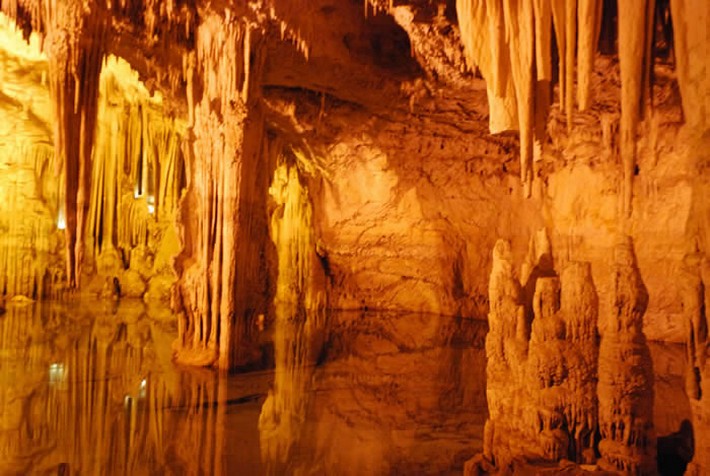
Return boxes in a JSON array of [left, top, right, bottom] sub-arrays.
[[175, 14, 270, 370]]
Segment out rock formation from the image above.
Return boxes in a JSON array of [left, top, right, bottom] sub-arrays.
[[597, 237, 656, 474], [680, 252, 710, 474], [470, 235, 601, 472], [470, 235, 661, 473]]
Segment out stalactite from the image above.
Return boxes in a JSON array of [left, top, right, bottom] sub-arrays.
[[563, 0, 576, 128], [456, 0, 518, 134], [670, 0, 709, 129], [269, 154, 328, 311], [551, 0, 566, 111], [87, 56, 185, 293], [33, 0, 107, 288], [0, 139, 62, 301], [503, 0, 535, 196], [577, 0, 602, 111], [618, 1, 653, 218], [532, 0, 552, 80], [455, 0, 671, 212]]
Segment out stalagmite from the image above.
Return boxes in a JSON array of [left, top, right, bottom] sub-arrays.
[[468, 235, 600, 472], [597, 237, 656, 474]]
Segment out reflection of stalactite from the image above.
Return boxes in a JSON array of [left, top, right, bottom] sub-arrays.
[[258, 303, 326, 475], [0, 301, 222, 474], [597, 237, 656, 474]]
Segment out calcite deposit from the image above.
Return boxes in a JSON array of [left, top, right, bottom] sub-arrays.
[[0, 0, 707, 472], [470, 236, 600, 471]]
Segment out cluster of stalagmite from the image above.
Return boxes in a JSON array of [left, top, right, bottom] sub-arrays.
[[469, 235, 658, 472], [469, 235, 600, 471]]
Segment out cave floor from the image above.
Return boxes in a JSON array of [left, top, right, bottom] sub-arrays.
[[0, 300, 691, 475]]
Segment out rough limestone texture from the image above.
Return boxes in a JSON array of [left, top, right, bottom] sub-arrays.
[[597, 238, 656, 474], [470, 236, 600, 471]]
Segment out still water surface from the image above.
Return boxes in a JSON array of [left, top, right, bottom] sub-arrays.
[[0, 300, 489, 475]]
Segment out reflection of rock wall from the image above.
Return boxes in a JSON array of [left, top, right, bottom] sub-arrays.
[[262, 311, 487, 475], [478, 236, 600, 469]]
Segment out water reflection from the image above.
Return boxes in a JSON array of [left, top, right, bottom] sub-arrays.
[[0, 300, 266, 475], [0, 301, 695, 474], [259, 308, 488, 475]]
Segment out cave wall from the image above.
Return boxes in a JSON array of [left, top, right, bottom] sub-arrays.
[[270, 50, 703, 345]]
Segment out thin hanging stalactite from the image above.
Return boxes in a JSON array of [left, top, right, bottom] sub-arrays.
[[618, 0, 653, 218]]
